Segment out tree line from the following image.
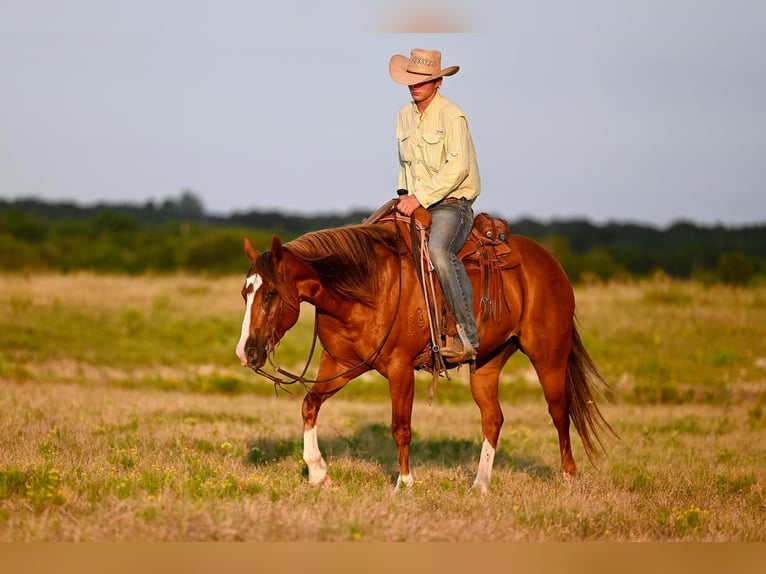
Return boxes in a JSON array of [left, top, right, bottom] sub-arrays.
[[1, 192, 764, 284]]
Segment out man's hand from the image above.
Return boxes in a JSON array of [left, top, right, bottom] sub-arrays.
[[396, 194, 422, 217]]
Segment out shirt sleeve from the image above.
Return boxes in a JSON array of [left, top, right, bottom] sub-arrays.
[[396, 111, 408, 192], [413, 115, 471, 208]]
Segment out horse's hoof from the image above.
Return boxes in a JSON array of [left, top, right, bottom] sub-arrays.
[[308, 473, 332, 487], [394, 474, 414, 492], [470, 480, 490, 494]]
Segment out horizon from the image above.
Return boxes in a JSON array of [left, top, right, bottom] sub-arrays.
[[4, 192, 764, 231]]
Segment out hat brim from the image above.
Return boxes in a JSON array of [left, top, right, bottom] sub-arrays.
[[389, 54, 459, 86]]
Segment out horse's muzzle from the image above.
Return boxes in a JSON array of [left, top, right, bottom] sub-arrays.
[[244, 345, 266, 370], [238, 330, 279, 371]]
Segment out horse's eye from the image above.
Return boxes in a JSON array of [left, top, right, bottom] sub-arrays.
[[264, 289, 278, 300]]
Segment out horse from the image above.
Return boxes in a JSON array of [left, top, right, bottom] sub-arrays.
[[235, 211, 614, 492]]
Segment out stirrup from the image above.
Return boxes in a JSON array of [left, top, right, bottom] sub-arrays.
[[440, 324, 477, 362]]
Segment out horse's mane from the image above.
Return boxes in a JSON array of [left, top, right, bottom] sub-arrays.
[[256, 223, 401, 307]]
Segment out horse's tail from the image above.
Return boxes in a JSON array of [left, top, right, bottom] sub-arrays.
[[566, 323, 618, 463]]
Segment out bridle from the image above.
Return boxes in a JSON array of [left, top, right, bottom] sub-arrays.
[[249, 212, 406, 394]]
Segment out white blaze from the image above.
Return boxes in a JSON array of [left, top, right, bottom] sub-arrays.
[[235, 274, 262, 365]]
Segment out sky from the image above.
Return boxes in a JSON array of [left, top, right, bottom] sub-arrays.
[[1, 0, 765, 227]]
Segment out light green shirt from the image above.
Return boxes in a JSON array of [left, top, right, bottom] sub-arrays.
[[396, 91, 481, 208]]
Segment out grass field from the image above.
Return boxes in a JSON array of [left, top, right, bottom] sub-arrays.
[[0, 273, 764, 541]]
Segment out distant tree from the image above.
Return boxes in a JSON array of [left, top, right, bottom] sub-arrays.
[[179, 229, 258, 275], [1, 209, 49, 242], [0, 235, 35, 270], [716, 252, 757, 285], [90, 210, 141, 236], [177, 189, 205, 217], [159, 190, 205, 220], [2, 196, 766, 279], [580, 248, 628, 281]]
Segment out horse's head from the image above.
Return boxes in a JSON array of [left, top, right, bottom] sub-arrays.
[[235, 236, 301, 370]]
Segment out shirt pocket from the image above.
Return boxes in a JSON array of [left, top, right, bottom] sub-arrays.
[[419, 131, 445, 172]]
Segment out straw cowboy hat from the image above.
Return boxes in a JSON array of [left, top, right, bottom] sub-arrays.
[[389, 49, 459, 86]]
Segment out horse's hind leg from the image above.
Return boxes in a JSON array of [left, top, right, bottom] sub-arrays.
[[531, 357, 576, 477]]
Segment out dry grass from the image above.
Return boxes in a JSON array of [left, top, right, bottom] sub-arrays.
[[0, 380, 763, 541]]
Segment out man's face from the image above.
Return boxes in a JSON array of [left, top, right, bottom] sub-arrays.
[[408, 78, 442, 106]]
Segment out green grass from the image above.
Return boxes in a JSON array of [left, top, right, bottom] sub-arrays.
[[2, 274, 766, 406]]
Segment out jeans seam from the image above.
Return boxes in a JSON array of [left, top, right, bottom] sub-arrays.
[[428, 202, 477, 345]]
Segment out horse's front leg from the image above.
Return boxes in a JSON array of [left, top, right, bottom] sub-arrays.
[[388, 365, 416, 491], [301, 354, 354, 486], [302, 417, 328, 485]]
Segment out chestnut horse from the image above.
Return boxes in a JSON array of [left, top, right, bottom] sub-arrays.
[[235, 215, 613, 492]]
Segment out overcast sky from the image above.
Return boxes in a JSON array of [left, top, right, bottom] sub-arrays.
[[1, 0, 764, 227]]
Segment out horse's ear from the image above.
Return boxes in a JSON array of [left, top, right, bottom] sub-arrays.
[[271, 236, 284, 264], [243, 237, 258, 262]]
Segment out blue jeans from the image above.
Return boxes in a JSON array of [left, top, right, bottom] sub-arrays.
[[428, 199, 478, 347]]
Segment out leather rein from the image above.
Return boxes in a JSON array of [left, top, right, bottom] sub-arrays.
[[250, 208, 406, 394]]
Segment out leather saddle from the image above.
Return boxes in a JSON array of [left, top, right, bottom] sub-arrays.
[[374, 203, 521, 342]]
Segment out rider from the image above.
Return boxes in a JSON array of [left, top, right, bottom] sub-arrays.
[[390, 48, 481, 363]]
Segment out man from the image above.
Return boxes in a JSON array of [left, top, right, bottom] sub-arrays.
[[389, 48, 481, 363]]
